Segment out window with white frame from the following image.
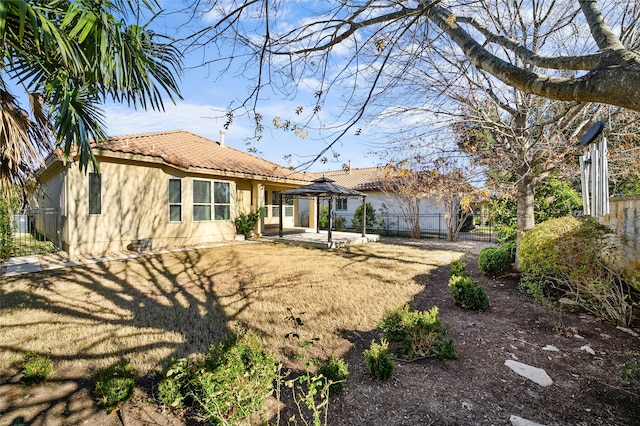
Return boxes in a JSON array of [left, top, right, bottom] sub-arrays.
[[88, 172, 101, 215], [193, 179, 231, 221], [271, 191, 280, 217], [336, 197, 348, 211], [168, 178, 182, 222], [284, 195, 294, 217]]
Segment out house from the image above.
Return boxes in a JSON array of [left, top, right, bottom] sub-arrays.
[[316, 167, 448, 234], [34, 130, 313, 255]]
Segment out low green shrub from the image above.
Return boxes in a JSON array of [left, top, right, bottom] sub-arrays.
[[519, 216, 634, 326], [621, 359, 640, 383], [449, 275, 490, 311], [379, 305, 456, 360], [234, 209, 262, 238], [478, 244, 514, 276], [449, 260, 467, 277], [157, 331, 276, 424], [20, 352, 53, 386], [364, 339, 394, 381], [316, 355, 349, 394], [334, 216, 346, 231], [92, 359, 136, 413]]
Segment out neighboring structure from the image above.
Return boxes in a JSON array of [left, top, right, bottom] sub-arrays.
[[34, 130, 312, 255], [316, 167, 447, 233], [598, 195, 640, 289]]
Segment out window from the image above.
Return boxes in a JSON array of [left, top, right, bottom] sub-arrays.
[[88, 172, 101, 215], [336, 197, 348, 211], [271, 191, 280, 217], [193, 179, 231, 221], [213, 181, 231, 220], [168, 179, 182, 222], [193, 180, 211, 221], [284, 195, 294, 217]]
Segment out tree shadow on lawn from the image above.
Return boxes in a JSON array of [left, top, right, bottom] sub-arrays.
[[0, 246, 265, 425]]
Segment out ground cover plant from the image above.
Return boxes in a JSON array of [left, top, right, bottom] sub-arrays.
[[91, 359, 136, 413], [19, 352, 53, 386], [1, 241, 639, 424]]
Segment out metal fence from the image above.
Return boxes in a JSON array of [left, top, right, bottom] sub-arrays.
[[328, 212, 494, 242], [11, 208, 62, 256]]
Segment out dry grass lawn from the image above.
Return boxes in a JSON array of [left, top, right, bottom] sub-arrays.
[[0, 242, 462, 376]]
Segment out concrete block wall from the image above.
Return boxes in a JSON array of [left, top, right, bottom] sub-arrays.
[[598, 196, 640, 288]]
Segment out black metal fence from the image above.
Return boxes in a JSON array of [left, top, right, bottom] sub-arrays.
[[328, 212, 494, 242], [11, 208, 62, 256]]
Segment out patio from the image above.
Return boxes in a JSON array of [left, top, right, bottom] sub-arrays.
[[263, 228, 379, 249]]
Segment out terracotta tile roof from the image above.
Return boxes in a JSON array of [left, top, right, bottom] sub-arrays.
[[88, 130, 311, 182], [315, 167, 387, 191]]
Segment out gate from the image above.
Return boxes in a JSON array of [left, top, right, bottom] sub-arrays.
[[12, 208, 61, 256]]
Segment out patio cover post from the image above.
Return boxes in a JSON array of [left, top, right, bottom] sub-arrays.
[[327, 195, 333, 243], [316, 197, 320, 233], [361, 196, 366, 238], [278, 192, 284, 237]]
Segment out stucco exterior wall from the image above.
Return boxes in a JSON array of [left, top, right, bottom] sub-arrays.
[[598, 196, 640, 286]]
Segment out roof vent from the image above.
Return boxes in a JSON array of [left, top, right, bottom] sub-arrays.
[[219, 129, 226, 147]]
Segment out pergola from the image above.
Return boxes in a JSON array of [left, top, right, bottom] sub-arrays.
[[279, 176, 367, 244]]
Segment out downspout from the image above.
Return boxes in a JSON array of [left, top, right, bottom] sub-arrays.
[[278, 192, 284, 237], [361, 196, 366, 238]]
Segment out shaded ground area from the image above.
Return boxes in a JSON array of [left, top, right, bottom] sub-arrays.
[[0, 240, 638, 425]]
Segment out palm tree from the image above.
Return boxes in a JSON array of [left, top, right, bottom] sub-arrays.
[[0, 0, 182, 192]]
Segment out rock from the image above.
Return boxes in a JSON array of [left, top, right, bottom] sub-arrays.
[[510, 415, 547, 426], [558, 297, 578, 305], [542, 345, 559, 352], [504, 360, 553, 387], [579, 345, 596, 355]]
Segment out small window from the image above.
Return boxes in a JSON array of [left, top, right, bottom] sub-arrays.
[[284, 195, 294, 217], [271, 191, 280, 217], [88, 172, 101, 215], [214, 181, 230, 220], [168, 179, 182, 222], [193, 180, 211, 221], [336, 197, 348, 211]]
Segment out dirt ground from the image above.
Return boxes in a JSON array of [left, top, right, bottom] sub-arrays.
[[1, 240, 639, 425]]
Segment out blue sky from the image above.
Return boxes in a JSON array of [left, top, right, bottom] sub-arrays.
[[101, 2, 383, 173]]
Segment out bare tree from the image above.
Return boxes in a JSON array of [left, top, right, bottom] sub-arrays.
[[184, 0, 640, 116]]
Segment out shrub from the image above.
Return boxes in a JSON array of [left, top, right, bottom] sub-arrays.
[[478, 244, 514, 276], [316, 355, 349, 394], [20, 352, 53, 386], [92, 359, 136, 413], [234, 209, 262, 238], [319, 205, 329, 229], [0, 199, 13, 259], [449, 260, 467, 277], [379, 305, 456, 360], [519, 216, 634, 326], [364, 339, 394, 381], [621, 359, 640, 383], [449, 275, 490, 311], [158, 331, 276, 424], [334, 215, 346, 231], [352, 202, 377, 233]]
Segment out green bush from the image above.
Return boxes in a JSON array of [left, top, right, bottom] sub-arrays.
[[448, 275, 490, 311], [319, 205, 329, 229], [363, 339, 394, 381], [0, 199, 13, 259], [519, 216, 634, 326], [158, 331, 276, 424], [334, 215, 346, 231], [234, 209, 262, 238], [379, 305, 456, 360], [621, 359, 640, 383], [20, 352, 53, 386], [92, 359, 137, 413], [352, 202, 377, 233], [449, 260, 467, 277], [478, 244, 514, 276], [316, 355, 349, 394]]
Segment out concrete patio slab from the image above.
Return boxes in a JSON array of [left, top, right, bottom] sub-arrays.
[[5, 255, 42, 276], [264, 229, 379, 249]]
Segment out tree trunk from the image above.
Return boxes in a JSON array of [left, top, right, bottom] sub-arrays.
[[515, 177, 536, 269]]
